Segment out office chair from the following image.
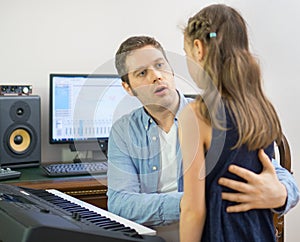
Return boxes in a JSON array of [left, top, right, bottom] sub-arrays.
[[273, 134, 292, 242]]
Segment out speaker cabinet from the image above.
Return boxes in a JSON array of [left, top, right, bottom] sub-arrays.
[[0, 95, 41, 168]]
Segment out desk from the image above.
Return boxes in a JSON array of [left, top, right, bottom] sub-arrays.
[[1, 166, 108, 209]]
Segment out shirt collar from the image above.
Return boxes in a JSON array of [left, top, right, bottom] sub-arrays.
[[140, 90, 190, 129]]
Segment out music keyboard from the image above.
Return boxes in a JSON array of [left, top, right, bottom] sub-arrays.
[[0, 184, 165, 242], [46, 189, 156, 236]]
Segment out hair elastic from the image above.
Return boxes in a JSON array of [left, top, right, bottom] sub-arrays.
[[209, 32, 217, 38]]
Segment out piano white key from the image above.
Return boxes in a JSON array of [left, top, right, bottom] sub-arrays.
[[46, 189, 156, 236]]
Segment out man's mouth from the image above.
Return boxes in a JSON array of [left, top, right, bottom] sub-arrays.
[[154, 86, 167, 95]]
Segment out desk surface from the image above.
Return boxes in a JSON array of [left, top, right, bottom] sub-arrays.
[[1, 166, 107, 190]]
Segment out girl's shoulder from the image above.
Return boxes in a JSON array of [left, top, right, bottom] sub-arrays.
[[179, 101, 211, 140]]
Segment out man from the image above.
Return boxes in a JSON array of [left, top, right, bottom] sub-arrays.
[[107, 36, 299, 240]]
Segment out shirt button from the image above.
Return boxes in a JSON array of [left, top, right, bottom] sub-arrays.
[[150, 119, 153, 123], [145, 125, 148, 130], [152, 166, 157, 171], [152, 136, 157, 141]]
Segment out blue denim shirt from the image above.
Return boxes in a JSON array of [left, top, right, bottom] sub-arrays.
[[107, 91, 188, 226], [272, 159, 299, 215], [107, 91, 299, 227]]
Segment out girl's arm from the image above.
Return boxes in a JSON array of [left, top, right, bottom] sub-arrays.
[[178, 102, 211, 242]]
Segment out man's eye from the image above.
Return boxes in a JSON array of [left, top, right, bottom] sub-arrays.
[[156, 63, 164, 68], [138, 70, 147, 77]]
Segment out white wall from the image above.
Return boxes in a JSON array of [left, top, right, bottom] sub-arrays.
[[1, 0, 299, 240]]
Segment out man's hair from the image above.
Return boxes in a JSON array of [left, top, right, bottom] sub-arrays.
[[115, 36, 168, 85]]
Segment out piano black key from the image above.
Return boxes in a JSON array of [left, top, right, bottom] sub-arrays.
[[77, 211, 97, 218], [94, 220, 113, 228], [86, 216, 110, 223], [105, 224, 126, 230], [83, 215, 106, 221], [111, 226, 132, 232], [67, 207, 87, 213], [113, 227, 137, 234], [101, 223, 127, 230], [58, 203, 80, 209]]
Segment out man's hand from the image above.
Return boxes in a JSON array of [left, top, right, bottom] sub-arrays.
[[218, 149, 287, 212]]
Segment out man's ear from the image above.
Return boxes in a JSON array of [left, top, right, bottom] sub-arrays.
[[193, 39, 205, 62], [122, 81, 134, 96]]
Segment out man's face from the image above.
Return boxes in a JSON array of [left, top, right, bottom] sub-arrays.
[[123, 45, 177, 110]]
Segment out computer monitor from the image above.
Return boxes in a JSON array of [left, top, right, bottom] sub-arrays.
[[49, 73, 139, 160]]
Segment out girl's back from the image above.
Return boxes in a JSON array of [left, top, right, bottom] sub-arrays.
[[202, 106, 275, 242]]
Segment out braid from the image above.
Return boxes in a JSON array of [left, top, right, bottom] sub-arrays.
[[185, 13, 223, 129], [186, 17, 214, 44]]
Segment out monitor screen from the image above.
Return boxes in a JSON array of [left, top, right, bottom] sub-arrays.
[[49, 73, 137, 146]]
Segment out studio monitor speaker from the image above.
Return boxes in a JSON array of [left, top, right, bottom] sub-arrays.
[[0, 95, 41, 168]]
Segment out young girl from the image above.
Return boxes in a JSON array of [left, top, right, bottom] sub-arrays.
[[179, 4, 282, 242]]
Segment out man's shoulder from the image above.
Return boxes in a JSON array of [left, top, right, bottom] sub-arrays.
[[112, 107, 145, 129]]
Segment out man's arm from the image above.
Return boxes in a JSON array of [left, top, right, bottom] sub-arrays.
[[219, 149, 299, 214], [107, 119, 182, 227]]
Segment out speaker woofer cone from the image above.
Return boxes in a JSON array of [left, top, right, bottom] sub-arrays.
[[4, 124, 37, 157], [9, 129, 31, 153]]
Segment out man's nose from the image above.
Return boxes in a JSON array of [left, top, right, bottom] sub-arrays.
[[149, 68, 163, 83]]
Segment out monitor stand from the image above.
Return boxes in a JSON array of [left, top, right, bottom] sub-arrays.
[[69, 141, 107, 163]]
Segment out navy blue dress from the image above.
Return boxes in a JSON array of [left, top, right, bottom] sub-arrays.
[[201, 106, 276, 242]]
